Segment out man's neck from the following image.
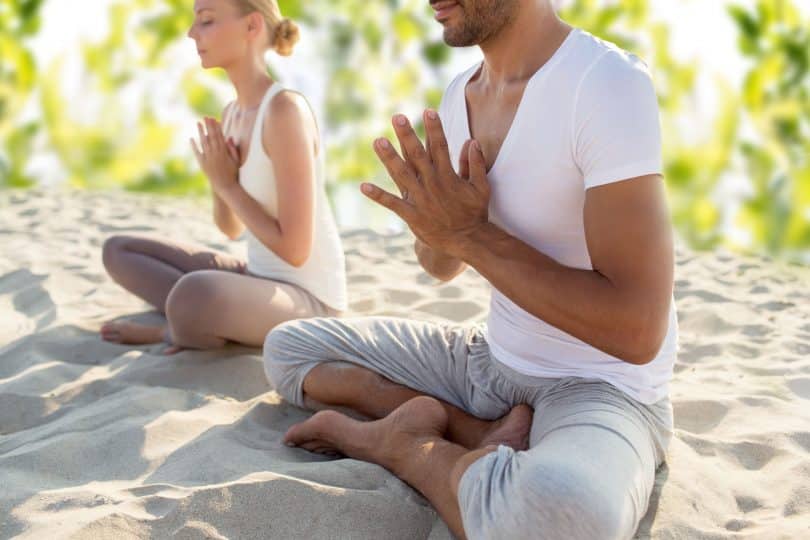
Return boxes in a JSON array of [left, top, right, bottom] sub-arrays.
[[477, 2, 571, 86]]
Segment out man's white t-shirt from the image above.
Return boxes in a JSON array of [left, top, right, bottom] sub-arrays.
[[438, 28, 678, 404]]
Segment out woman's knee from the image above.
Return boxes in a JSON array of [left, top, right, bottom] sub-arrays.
[[165, 272, 223, 336], [101, 235, 131, 276]]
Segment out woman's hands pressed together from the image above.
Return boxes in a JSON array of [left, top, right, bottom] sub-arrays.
[[363, 109, 491, 258], [191, 117, 242, 196]]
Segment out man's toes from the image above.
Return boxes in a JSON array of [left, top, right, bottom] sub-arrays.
[[284, 410, 343, 447]]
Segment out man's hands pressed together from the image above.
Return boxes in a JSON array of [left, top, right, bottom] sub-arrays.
[[362, 109, 490, 259], [363, 110, 673, 366]]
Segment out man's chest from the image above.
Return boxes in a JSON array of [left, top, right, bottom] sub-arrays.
[[465, 87, 524, 172]]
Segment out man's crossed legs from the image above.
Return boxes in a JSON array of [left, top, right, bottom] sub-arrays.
[[263, 317, 672, 540]]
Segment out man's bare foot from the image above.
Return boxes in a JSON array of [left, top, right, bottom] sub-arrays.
[[284, 396, 450, 470], [100, 321, 165, 345], [476, 404, 533, 450]]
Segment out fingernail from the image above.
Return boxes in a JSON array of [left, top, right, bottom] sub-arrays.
[[472, 140, 482, 152], [285, 441, 296, 447], [426, 109, 438, 120], [361, 183, 374, 195], [376, 138, 390, 149], [394, 115, 408, 127]]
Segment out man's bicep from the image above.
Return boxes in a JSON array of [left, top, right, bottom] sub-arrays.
[[583, 174, 674, 297]]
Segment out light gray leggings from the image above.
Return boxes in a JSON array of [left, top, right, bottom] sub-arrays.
[[102, 234, 337, 348], [263, 316, 673, 540]]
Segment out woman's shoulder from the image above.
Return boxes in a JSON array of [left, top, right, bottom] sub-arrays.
[[266, 89, 313, 125], [263, 89, 317, 145]]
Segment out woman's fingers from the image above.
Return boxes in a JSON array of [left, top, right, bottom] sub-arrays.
[[206, 117, 222, 152], [197, 121, 209, 153], [226, 137, 240, 164], [190, 138, 203, 161]]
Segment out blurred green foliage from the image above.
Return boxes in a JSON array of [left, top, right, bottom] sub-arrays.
[[0, 0, 808, 260]]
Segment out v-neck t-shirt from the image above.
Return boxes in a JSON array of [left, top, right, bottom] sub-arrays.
[[438, 28, 677, 404]]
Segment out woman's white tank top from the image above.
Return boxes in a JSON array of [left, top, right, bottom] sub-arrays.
[[223, 83, 347, 312]]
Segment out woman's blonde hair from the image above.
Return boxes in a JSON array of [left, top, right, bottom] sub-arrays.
[[233, 0, 300, 56]]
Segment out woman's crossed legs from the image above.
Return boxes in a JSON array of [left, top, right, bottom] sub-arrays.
[[101, 234, 331, 351]]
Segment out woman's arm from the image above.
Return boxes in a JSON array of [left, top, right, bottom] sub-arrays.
[[217, 91, 316, 267], [212, 103, 245, 240]]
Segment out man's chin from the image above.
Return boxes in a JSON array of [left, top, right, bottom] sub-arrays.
[[442, 28, 477, 48]]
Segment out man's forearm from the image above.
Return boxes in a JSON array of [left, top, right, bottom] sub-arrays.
[[453, 222, 667, 364], [415, 238, 467, 281]]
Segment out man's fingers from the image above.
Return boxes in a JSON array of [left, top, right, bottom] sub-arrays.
[[458, 139, 473, 179], [468, 140, 490, 196], [373, 137, 420, 196], [392, 115, 431, 180], [360, 182, 412, 221], [423, 109, 453, 174]]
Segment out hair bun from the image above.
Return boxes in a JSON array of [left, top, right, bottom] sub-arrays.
[[273, 18, 300, 56]]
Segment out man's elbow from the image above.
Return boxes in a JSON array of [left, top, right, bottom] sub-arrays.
[[621, 322, 668, 366]]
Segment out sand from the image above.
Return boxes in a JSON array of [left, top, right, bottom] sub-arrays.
[[1, 189, 808, 539]]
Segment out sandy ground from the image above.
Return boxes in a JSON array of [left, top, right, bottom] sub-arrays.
[[1, 189, 808, 539]]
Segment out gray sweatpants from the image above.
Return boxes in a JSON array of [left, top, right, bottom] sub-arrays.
[[263, 316, 673, 540]]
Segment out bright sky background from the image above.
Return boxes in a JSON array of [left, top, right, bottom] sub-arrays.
[[22, 0, 792, 235]]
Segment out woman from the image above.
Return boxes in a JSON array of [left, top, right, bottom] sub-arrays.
[[101, 0, 347, 353]]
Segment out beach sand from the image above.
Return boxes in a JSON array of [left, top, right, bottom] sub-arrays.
[[1, 189, 808, 539]]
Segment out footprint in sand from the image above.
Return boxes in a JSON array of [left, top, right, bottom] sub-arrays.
[[786, 378, 810, 400], [724, 519, 754, 532], [720, 440, 777, 471], [757, 300, 795, 312], [789, 432, 810, 453], [735, 494, 764, 513], [414, 300, 483, 322], [673, 400, 729, 434], [438, 286, 464, 299], [382, 288, 422, 306]]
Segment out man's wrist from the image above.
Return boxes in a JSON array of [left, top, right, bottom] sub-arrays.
[[447, 221, 490, 262]]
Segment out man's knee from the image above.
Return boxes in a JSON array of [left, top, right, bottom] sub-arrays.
[[459, 450, 629, 540], [525, 462, 628, 539], [263, 319, 312, 404]]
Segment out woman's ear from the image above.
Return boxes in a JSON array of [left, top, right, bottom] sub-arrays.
[[246, 12, 264, 41]]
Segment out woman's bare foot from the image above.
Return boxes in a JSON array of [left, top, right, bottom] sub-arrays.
[[100, 321, 165, 345], [476, 404, 533, 450]]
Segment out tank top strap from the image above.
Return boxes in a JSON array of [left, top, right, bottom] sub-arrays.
[[222, 101, 235, 137], [249, 83, 284, 149]]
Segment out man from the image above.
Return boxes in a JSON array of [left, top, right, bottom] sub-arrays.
[[263, 0, 677, 538]]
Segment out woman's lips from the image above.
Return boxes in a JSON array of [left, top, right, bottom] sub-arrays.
[[432, 1, 459, 21]]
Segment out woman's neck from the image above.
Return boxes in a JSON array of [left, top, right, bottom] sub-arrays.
[[225, 55, 275, 109]]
